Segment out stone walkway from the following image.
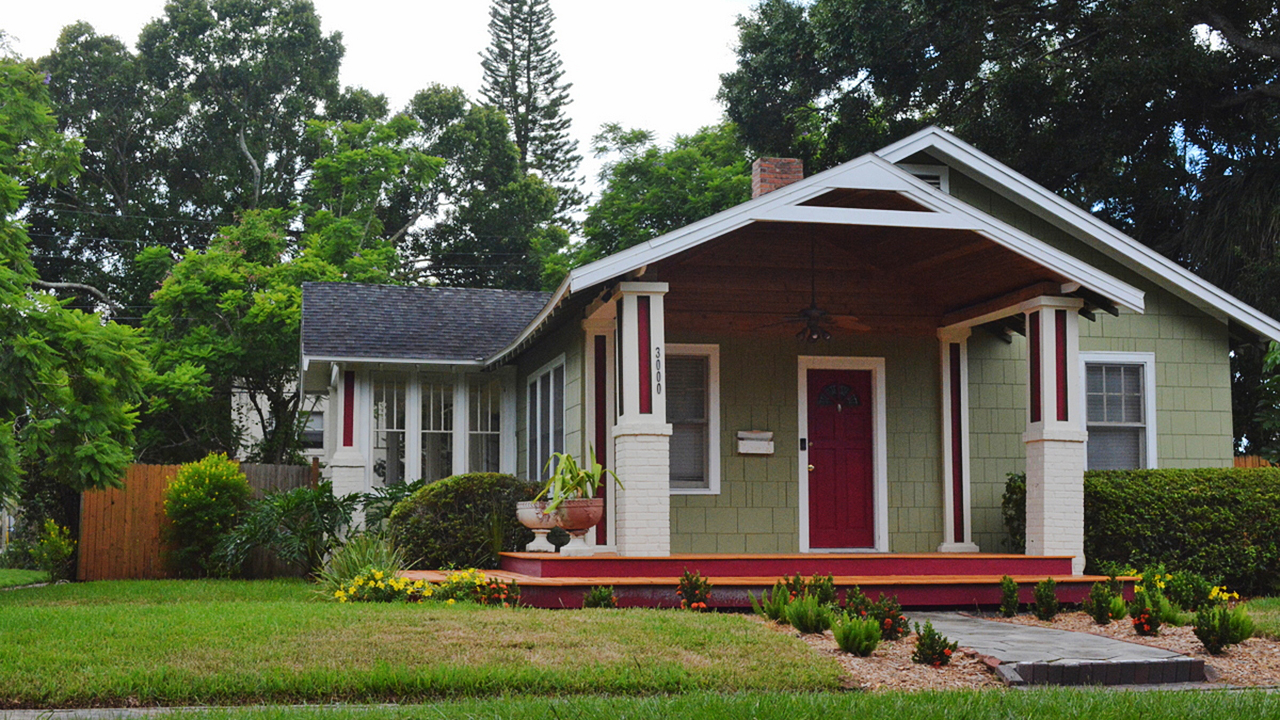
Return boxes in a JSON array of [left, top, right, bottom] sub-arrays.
[[910, 612, 1205, 686]]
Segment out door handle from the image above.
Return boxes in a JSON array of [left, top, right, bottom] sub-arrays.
[[808, 464, 815, 472]]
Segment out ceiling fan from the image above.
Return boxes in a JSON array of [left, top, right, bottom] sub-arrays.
[[761, 238, 870, 342]]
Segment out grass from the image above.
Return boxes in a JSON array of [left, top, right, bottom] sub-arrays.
[[141, 689, 1280, 720], [0, 568, 46, 589], [1244, 597, 1280, 639], [0, 580, 841, 708]]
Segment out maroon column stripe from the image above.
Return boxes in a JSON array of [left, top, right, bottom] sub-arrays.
[[949, 342, 964, 544], [638, 296, 652, 414], [1028, 311, 1042, 424], [1056, 309, 1069, 422], [342, 370, 355, 447], [594, 334, 608, 544]]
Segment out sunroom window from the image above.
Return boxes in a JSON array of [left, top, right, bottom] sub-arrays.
[[527, 360, 565, 481]]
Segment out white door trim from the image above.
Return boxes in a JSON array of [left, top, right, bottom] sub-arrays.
[[797, 356, 889, 553]]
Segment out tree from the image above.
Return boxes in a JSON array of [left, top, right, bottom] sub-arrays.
[[719, 0, 1280, 449], [582, 122, 752, 260], [0, 55, 157, 505], [480, 0, 583, 214]]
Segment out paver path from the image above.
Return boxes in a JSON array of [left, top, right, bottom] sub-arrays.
[[910, 611, 1181, 664]]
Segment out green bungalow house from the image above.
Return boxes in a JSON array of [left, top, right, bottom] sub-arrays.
[[299, 127, 1280, 576]]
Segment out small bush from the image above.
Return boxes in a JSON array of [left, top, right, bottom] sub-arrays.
[[1083, 582, 1115, 625], [332, 567, 432, 603], [317, 532, 406, 597], [843, 585, 873, 618], [1136, 565, 1183, 625], [1033, 577, 1059, 621], [785, 594, 832, 634], [475, 578, 521, 607], [30, 519, 75, 582], [163, 453, 251, 576], [783, 572, 836, 606], [388, 473, 538, 569], [435, 568, 490, 602], [216, 481, 359, 576], [1109, 595, 1128, 621], [832, 612, 881, 656], [870, 594, 910, 641], [999, 575, 1019, 617], [1194, 604, 1255, 654], [583, 585, 617, 609], [911, 621, 959, 667], [676, 569, 711, 610], [1130, 590, 1163, 636], [749, 581, 791, 622], [1166, 571, 1215, 612]]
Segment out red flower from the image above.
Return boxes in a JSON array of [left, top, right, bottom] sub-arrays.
[[944, 649, 952, 656]]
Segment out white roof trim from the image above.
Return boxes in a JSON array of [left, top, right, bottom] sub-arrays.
[[301, 354, 485, 368], [878, 126, 1280, 342]]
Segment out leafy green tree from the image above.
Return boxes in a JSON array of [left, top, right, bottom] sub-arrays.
[[583, 122, 751, 260], [0, 55, 156, 504], [480, 0, 583, 214]]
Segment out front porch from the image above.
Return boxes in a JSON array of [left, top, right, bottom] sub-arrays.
[[404, 552, 1131, 609]]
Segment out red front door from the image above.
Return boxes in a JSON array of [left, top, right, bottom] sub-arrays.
[[807, 369, 875, 549]]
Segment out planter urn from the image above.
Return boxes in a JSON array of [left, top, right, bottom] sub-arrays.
[[515, 500, 558, 553], [555, 497, 604, 557]]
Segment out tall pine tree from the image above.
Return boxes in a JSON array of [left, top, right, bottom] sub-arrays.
[[480, 0, 583, 214]]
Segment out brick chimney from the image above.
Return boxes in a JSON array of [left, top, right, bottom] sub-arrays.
[[751, 157, 804, 198]]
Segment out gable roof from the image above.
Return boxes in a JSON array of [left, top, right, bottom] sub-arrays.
[[302, 282, 551, 365], [877, 126, 1280, 342]]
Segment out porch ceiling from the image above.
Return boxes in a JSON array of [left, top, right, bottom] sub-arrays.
[[647, 221, 1070, 337]]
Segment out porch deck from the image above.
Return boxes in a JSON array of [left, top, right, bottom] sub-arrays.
[[402, 552, 1129, 609]]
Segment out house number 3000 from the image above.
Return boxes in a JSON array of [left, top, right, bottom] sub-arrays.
[[654, 347, 662, 394]]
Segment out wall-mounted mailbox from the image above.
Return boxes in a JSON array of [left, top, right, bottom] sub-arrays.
[[736, 430, 774, 455]]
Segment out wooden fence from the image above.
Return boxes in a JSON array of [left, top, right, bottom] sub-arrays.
[[78, 460, 317, 581], [1234, 455, 1273, 468]]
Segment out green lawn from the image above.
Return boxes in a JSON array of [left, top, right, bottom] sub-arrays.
[[0, 568, 46, 588], [1244, 597, 1280, 639], [161, 689, 1280, 720], [0, 580, 842, 708]]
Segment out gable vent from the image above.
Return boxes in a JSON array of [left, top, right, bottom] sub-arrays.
[[897, 163, 950, 194]]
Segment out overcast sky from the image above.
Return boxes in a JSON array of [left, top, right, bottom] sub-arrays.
[[3, 0, 757, 195]]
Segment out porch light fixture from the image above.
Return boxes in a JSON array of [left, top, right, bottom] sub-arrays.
[[799, 324, 832, 343]]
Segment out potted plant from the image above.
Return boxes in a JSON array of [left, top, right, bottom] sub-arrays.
[[532, 449, 620, 556], [514, 499, 558, 553]]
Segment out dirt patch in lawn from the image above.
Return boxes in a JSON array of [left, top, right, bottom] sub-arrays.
[[990, 611, 1280, 688]]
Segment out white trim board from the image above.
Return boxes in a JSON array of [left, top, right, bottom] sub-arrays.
[[878, 126, 1280, 342], [797, 356, 890, 553]]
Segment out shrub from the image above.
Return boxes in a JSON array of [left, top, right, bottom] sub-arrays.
[[1109, 595, 1128, 621], [783, 572, 836, 606], [476, 578, 521, 607], [1000, 472, 1026, 552], [1003, 468, 1280, 595], [435, 568, 490, 602], [316, 532, 407, 597], [832, 612, 880, 656], [1194, 604, 1255, 654], [676, 569, 711, 610], [30, 519, 75, 581], [387, 473, 538, 569], [163, 453, 251, 576], [785, 594, 832, 634], [999, 575, 1019, 617], [216, 481, 359, 576], [750, 581, 791, 622], [1033, 578, 1059, 621], [870, 594, 910, 641], [583, 585, 617, 609], [1136, 565, 1182, 625], [1166, 571, 1215, 612], [361, 478, 428, 529], [1130, 590, 1163, 636], [333, 567, 432, 603], [1083, 582, 1115, 625], [843, 585, 873, 618], [911, 621, 959, 667]]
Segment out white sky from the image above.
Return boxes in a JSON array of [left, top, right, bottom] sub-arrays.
[[3, 0, 757, 194]]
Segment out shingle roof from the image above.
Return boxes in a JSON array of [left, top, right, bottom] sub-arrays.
[[302, 282, 552, 363]]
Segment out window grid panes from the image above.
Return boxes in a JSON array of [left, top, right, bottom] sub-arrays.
[[420, 376, 453, 482], [470, 377, 502, 473], [528, 362, 565, 481], [372, 374, 407, 486], [669, 356, 709, 489], [1085, 363, 1146, 470]]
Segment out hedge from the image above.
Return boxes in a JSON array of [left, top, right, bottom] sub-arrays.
[[1002, 468, 1280, 595], [387, 473, 539, 569]]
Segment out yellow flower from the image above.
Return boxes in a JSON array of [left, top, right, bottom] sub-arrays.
[[446, 598, 456, 605], [374, 570, 384, 580], [334, 590, 346, 599]]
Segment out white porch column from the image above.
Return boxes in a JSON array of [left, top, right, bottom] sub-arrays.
[[329, 365, 369, 499], [938, 327, 979, 552], [612, 282, 671, 557], [1021, 296, 1087, 574]]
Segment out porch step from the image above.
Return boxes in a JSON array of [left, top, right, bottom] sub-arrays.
[[499, 551, 1074, 580]]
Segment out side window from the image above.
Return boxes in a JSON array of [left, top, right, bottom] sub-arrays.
[[420, 375, 454, 482], [1085, 361, 1149, 470], [668, 345, 720, 493], [470, 376, 502, 473], [527, 360, 565, 481]]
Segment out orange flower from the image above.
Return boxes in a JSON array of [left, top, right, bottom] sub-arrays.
[[944, 648, 952, 656]]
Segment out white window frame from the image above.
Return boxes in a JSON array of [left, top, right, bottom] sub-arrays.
[[667, 343, 721, 496], [1079, 351, 1157, 470], [527, 354, 567, 482]]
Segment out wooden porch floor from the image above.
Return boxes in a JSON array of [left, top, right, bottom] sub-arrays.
[[402, 552, 1130, 609]]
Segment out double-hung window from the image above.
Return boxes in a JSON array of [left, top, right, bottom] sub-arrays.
[[527, 358, 565, 481], [420, 375, 454, 482], [471, 376, 503, 473], [1082, 353, 1156, 470], [372, 373, 407, 485], [668, 344, 720, 493]]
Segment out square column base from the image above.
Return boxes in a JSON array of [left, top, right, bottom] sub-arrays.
[[613, 425, 671, 557], [1024, 433, 1087, 574]]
